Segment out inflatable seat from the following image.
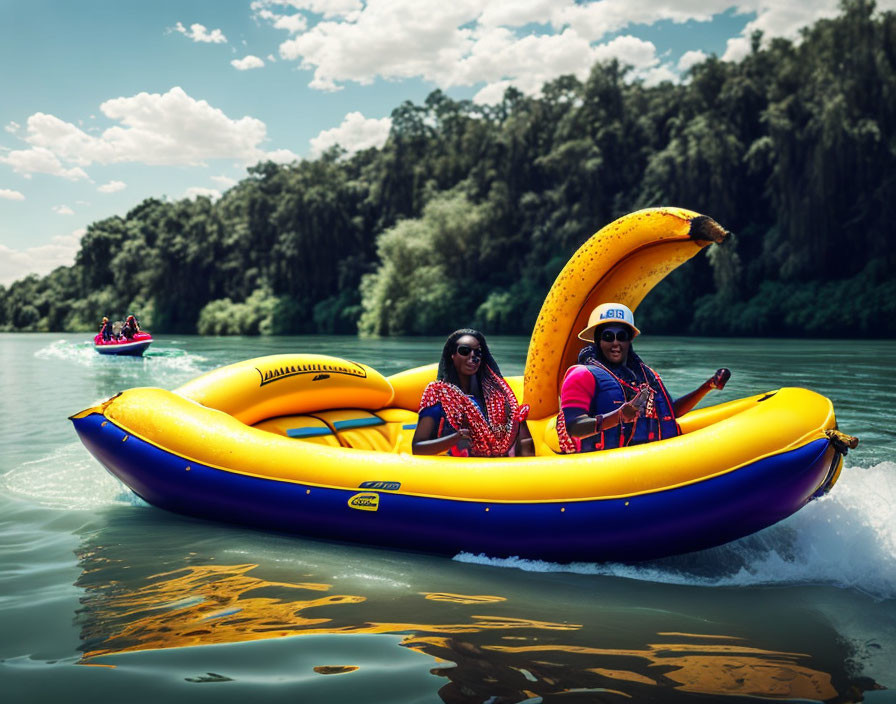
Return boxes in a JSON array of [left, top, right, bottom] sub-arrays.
[[253, 408, 419, 453]]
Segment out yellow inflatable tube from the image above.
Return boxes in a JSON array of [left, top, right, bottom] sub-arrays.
[[74, 354, 839, 503]]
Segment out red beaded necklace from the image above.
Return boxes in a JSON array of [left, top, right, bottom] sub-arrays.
[[419, 367, 521, 457]]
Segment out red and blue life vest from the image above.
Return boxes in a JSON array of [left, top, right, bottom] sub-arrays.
[[575, 356, 680, 452]]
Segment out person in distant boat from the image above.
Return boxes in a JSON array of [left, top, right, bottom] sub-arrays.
[[120, 314, 140, 340], [557, 302, 730, 453], [99, 316, 112, 342], [413, 329, 533, 457]]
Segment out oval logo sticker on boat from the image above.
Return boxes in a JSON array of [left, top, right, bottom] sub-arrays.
[[348, 492, 379, 512]]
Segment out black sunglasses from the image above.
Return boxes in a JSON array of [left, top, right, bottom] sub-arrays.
[[455, 344, 483, 358], [599, 329, 631, 343]]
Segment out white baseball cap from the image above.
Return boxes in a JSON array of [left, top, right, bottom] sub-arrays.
[[577, 302, 640, 342]]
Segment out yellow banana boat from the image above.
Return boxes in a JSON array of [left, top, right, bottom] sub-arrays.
[[71, 208, 852, 562]]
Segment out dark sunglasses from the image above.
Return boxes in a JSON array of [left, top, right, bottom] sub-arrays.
[[455, 344, 483, 358], [599, 329, 631, 343]]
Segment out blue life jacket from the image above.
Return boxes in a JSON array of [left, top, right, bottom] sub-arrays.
[[577, 356, 680, 452]]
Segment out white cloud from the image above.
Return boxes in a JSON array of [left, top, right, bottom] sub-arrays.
[[640, 64, 680, 86], [551, 0, 741, 42], [723, 35, 750, 60], [16, 87, 296, 170], [232, 55, 265, 70], [591, 35, 681, 86], [184, 186, 222, 200], [20, 113, 103, 166], [0, 146, 89, 180], [211, 174, 238, 188], [472, 80, 514, 105], [0, 228, 85, 286], [264, 148, 299, 164], [251, 0, 362, 22], [273, 13, 308, 33], [53, 204, 74, 215], [5, 121, 20, 134], [98, 180, 126, 193], [465, 32, 664, 102], [173, 21, 227, 44], [678, 49, 709, 72], [452, 27, 595, 96], [259, 0, 896, 99], [278, 1, 481, 90], [310, 111, 392, 157], [478, 0, 557, 29], [0, 188, 25, 200], [272, 0, 712, 97], [592, 34, 659, 69]]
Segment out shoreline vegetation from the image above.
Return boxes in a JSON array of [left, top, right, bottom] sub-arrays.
[[2, 1, 894, 338]]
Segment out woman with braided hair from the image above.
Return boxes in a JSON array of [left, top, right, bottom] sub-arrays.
[[413, 329, 533, 457]]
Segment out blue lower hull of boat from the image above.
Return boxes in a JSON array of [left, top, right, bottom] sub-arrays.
[[71, 412, 836, 562]]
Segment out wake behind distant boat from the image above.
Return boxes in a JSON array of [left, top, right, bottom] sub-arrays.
[[71, 208, 858, 562]]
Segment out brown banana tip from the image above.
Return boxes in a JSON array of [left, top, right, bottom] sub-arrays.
[[689, 215, 730, 244]]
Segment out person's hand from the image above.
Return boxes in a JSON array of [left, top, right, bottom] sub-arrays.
[[454, 428, 472, 450], [709, 368, 731, 390], [619, 386, 651, 423], [619, 389, 646, 423], [635, 386, 653, 410], [618, 402, 639, 423]]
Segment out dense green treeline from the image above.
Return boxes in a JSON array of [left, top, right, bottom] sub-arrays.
[[2, 0, 895, 337]]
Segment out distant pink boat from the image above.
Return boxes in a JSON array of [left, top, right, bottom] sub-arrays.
[[93, 331, 153, 356]]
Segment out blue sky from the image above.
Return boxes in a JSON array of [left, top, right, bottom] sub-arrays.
[[0, 0, 876, 285]]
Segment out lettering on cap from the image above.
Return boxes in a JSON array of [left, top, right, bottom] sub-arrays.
[[600, 309, 626, 320]]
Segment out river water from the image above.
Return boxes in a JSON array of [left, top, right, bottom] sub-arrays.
[[1, 332, 894, 703]]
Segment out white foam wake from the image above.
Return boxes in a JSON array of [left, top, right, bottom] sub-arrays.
[[0, 442, 144, 510], [34, 339, 97, 366], [456, 461, 896, 601], [34, 338, 207, 380]]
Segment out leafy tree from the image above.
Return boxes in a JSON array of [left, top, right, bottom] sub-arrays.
[[1, 1, 893, 338]]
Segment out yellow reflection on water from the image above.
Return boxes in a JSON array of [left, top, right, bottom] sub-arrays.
[[313, 665, 360, 675], [423, 593, 507, 605], [79, 563, 359, 657], [485, 640, 837, 700], [586, 668, 657, 686], [76, 560, 841, 701], [78, 562, 574, 660]]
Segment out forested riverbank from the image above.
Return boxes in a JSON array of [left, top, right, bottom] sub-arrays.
[[2, 0, 894, 337]]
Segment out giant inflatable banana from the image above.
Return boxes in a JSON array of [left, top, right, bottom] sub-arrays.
[[523, 207, 728, 418]]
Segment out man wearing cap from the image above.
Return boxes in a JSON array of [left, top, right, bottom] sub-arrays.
[[556, 302, 729, 453]]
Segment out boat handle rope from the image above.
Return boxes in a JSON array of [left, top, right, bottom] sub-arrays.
[[824, 428, 859, 455]]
